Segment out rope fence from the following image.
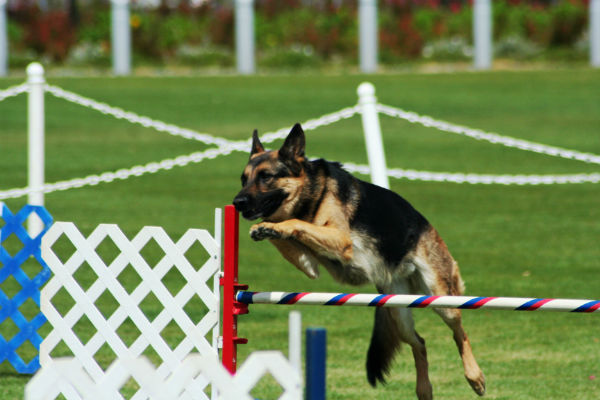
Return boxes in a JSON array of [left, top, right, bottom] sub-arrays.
[[0, 104, 358, 200], [0, 83, 27, 102], [376, 104, 600, 166], [1, 75, 599, 202], [343, 162, 600, 185]]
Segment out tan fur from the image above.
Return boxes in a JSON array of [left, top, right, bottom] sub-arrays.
[[412, 226, 465, 296], [269, 238, 320, 278], [251, 218, 353, 261]]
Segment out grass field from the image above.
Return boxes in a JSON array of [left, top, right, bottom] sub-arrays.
[[1, 69, 599, 399]]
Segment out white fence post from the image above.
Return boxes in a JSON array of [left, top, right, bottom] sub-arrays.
[[357, 82, 389, 189], [359, 0, 378, 73], [212, 208, 223, 400], [473, 0, 492, 70], [235, 0, 255, 75], [111, 0, 131, 76], [0, 0, 7, 76], [592, 0, 600, 67], [27, 62, 45, 236], [289, 311, 302, 377]]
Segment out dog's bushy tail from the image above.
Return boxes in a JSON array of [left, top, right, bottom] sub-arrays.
[[366, 307, 402, 386]]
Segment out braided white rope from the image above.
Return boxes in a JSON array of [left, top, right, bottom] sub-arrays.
[[343, 162, 600, 185], [45, 84, 359, 148], [376, 104, 600, 165], [44, 84, 233, 146], [0, 147, 236, 200], [0, 106, 359, 200], [0, 83, 28, 102], [1, 83, 598, 200]]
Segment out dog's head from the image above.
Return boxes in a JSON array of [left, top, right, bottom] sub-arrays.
[[233, 123, 307, 221]]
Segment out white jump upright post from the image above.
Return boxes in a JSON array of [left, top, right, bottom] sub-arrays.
[[359, 0, 378, 73], [288, 311, 302, 377], [592, 0, 600, 67], [0, 0, 7, 76], [473, 0, 492, 70], [357, 82, 389, 189], [27, 62, 45, 236], [111, 0, 131, 76], [235, 0, 255, 75]]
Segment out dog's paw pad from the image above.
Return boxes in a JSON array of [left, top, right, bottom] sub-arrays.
[[250, 225, 282, 241]]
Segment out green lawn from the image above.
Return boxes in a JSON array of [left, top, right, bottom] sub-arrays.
[[1, 69, 599, 399]]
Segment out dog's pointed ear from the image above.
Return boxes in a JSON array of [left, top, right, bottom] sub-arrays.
[[250, 129, 265, 157], [279, 123, 305, 161]]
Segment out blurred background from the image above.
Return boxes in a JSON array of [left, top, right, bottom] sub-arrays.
[[0, 0, 596, 75]]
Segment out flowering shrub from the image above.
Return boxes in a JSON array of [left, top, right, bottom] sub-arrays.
[[4, 0, 592, 68], [8, 4, 76, 63]]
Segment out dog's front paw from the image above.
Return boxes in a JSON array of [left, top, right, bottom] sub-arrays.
[[250, 223, 282, 241]]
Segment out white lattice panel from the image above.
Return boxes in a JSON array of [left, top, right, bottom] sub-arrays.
[[40, 220, 221, 400], [26, 352, 302, 400], [230, 351, 302, 400]]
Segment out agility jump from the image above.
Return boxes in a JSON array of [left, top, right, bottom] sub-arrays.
[[222, 204, 599, 375]]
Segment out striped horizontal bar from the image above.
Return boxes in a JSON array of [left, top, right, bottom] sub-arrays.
[[236, 291, 600, 314]]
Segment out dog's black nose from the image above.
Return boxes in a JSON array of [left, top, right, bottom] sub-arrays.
[[233, 195, 250, 212]]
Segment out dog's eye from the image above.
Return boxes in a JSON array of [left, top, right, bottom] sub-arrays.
[[258, 171, 274, 183]]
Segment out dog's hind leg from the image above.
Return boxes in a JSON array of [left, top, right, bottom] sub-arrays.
[[429, 264, 485, 396], [433, 306, 485, 396], [411, 267, 486, 396], [367, 280, 433, 400], [409, 227, 486, 396]]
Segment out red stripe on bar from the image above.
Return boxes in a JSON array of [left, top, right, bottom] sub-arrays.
[[581, 301, 600, 313], [414, 296, 441, 308], [469, 297, 497, 309], [572, 300, 600, 313], [286, 292, 310, 304], [527, 298, 554, 310], [333, 293, 357, 305], [377, 294, 395, 306]]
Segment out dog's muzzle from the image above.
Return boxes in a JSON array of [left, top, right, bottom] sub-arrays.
[[233, 193, 260, 220], [233, 188, 287, 220], [233, 194, 250, 213]]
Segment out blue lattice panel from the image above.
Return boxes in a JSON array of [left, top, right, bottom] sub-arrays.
[[0, 203, 53, 373]]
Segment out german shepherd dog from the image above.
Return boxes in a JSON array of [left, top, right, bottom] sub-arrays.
[[233, 123, 486, 399]]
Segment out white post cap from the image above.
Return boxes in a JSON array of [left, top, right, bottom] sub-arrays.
[[357, 81, 375, 96], [26, 62, 45, 84], [357, 82, 376, 102]]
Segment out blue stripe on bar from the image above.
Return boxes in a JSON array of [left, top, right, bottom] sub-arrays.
[[278, 292, 301, 304], [572, 300, 600, 313], [368, 294, 387, 307], [515, 298, 543, 311], [325, 293, 348, 305], [458, 297, 487, 309], [237, 291, 254, 304], [408, 295, 430, 308]]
